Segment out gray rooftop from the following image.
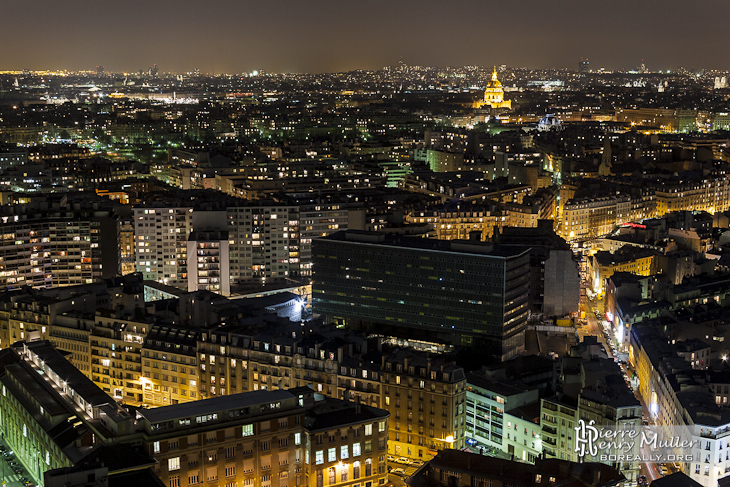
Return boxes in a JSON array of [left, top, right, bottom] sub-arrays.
[[139, 389, 296, 424]]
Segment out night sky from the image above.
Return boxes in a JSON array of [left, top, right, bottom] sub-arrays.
[[3, 0, 729, 74]]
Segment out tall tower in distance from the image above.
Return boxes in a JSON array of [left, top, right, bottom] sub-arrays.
[[579, 58, 590, 73]]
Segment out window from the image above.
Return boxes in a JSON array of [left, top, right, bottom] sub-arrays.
[[295, 433, 301, 445], [168, 457, 181, 471], [353, 461, 361, 479], [341, 469, 348, 482], [378, 421, 385, 432], [225, 465, 236, 477], [329, 467, 336, 484], [242, 424, 254, 436], [365, 424, 373, 436], [353, 443, 361, 456], [189, 471, 200, 485], [328, 448, 337, 462], [341, 446, 349, 459], [316, 450, 324, 465], [153, 441, 160, 453], [207, 467, 218, 481], [170, 476, 180, 487]]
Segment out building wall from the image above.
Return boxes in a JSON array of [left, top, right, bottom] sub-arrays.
[[143, 393, 390, 487], [312, 233, 530, 360], [134, 207, 194, 288], [540, 399, 578, 462], [543, 250, 580, 317], [382, 360, 466, 459]]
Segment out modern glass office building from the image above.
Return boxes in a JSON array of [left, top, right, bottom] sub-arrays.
[[312, 231, 530, 360]]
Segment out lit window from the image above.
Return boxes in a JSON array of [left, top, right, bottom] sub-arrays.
[[168, 457, 180, 471]]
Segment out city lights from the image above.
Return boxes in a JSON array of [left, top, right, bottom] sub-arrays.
[[0, 39, 729, 487]]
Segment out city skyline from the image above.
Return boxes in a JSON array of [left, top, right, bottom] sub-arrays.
[[2, 0, 730, 74]]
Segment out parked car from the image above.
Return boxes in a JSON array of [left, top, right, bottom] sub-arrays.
[[391, 468, 407, 476], [395, 457, 410, 465]]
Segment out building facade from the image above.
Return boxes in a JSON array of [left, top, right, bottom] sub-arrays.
[[138, 387, 390, 487], [313, 231, 530, 360]]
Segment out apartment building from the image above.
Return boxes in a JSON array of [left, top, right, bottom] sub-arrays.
[[136, 199, 345, 292], [226, 205, 301, 282], [540, 396, 579, 463], [0, 339, 390, 487], [134, 206, 194, 288], [629, 324, 730, 487], [0, 199, 119, 290], [187, 230, 231, 295], [380, 351, 466, 460], [89, 314, 150, 404], [139, 386, 390, 487], [0, 276, 145, 373], [588, 247, 659, 296], [0, 279, 465, 463], [404, 205, 507, 241], [539, 356, 641, 484], [465, 373, 541, 464], [141, 324, 200, 406], [0, 341, 138, 487], [654, 176, 730, 217], [296, 202, 349, 277]]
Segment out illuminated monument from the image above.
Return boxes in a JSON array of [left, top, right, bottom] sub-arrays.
[[475, 67, 512, 110]]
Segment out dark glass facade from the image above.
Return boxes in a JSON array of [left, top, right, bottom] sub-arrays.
[[312, 231, 530, 360]]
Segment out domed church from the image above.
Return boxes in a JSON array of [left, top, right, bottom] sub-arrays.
[[474, 68, 512, 110]]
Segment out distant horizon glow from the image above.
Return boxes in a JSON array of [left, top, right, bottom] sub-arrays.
[[1, 0, 729, 74]]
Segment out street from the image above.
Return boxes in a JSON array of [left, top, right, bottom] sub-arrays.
[[0, 439, 35, 487], [579, 292, 674, 484]]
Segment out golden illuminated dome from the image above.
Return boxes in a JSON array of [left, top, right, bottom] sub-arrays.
[[473, 67, 512, 110], [486, 67, 502, 89]]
